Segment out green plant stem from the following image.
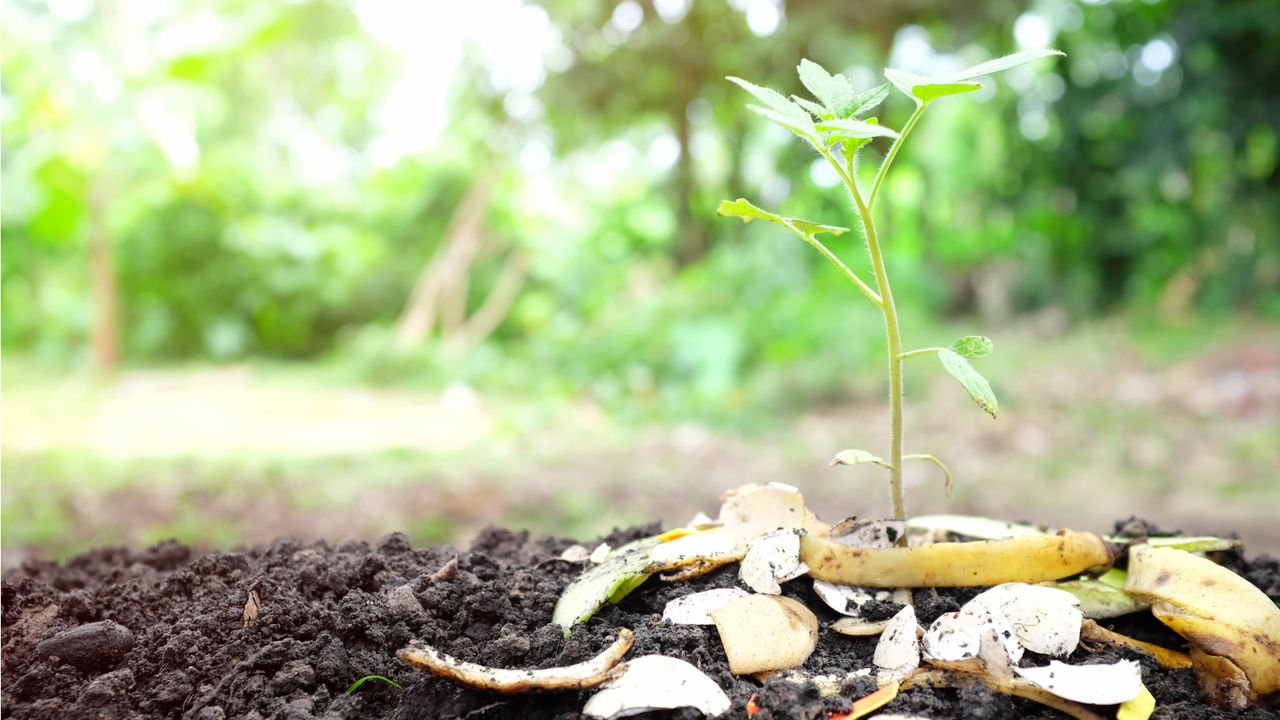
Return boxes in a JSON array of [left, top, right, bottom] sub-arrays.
[[899, 347, 943, 360], [868, 102, 928, 211], [818, 143, 907, 526]]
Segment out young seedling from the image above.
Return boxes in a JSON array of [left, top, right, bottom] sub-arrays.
[[719, 49, 1065, 524]]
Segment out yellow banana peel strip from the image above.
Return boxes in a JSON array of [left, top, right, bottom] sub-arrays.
[[1124, 544, 1280, 708], [1079, 619, 1191, 670], [1116, 684, 1156, 720], [801, 529, 1113, 588], [902, 669, 1106, 720]]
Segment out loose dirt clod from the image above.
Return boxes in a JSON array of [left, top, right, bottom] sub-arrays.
[[398, 629, 634, 691]]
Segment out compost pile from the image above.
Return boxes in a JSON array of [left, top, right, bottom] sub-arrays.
[[3, 484, 1278, 720]]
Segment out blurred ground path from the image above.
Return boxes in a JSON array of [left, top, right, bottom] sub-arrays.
[[2, 366, 492, 458], [4, 322, 1279, 568]]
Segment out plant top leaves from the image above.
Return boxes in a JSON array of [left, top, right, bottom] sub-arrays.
[[717, 198, 849, 240], [948, 335, 994, 358], [885, 48, 1065, 104], [797, 59, 856, 117], [938, 348, 999, 417], [952, 48, 1067, 82], [816, 117, 900, 141], [726, 76, 817, 139]]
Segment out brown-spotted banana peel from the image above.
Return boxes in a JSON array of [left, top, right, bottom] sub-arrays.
[[1124, 544, 1280, 709], [800, 529, 1113, 588]]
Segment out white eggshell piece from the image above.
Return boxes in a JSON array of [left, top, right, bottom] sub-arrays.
[[710, 594, 819, 675], [739, 529, 803, 595], [1012, 660, 1144, 705], [582, 655, 732, 718], [923, 607, 1023, 665], [812, 580, 877, 616], [718, 484, 825, 549], [589, 543, 612, 564], [662, 588, 751, 625], [966, 583, 1082, 657], [873, 605, 921, 676], [831, 617, 890, 636]]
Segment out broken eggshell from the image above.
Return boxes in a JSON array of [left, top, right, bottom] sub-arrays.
[[582, 654, 731, 718], [923, 607, 1023, 666], [662, 588, 750, 625], [812, 580, 880, 616], [1012, 660, 1144, 705], [710, 594, 819, 675], [718, 483, 828, 550], [873, 605, 921, 680], [967, 583, 1082, 657], [739, 529, 807, 595]]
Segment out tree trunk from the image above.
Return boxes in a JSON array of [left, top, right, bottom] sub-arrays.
[[88, 184, 119, 374], [394, 173, 495, 349]]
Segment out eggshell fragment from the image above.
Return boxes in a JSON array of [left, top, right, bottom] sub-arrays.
[[718, 484, 827, 550], [873, 605, 921, 679], [582, 655, 731, 718], [662, 588, 750, 625], [1012, 660, 1144, 705], [968, 583, 1082, 657], [922, 608, 1022, 666], [739, 529, 804, 594], [812, 580, 879, 616], [710, 595, 819, 675]]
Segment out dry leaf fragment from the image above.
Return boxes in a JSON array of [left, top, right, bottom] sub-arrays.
[[430, 556, 459, 583], [662, 588, 750, 625], [581, 654, 731, 718], [399, 629, 633, 692], [1011, 660, 1143, 705], [710, 594, 818, 675], [241, 590, 261, 628]]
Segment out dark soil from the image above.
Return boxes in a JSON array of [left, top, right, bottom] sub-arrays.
[[3, 524, 1278, 720]]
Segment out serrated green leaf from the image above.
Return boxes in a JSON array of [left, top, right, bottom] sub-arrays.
[[728, 76, 816, 138], [830, 449, 889, 468], [792, 95, 833, 120], [848, 83, 890, 117], [816, 117, 900, 141], [717, 198, 848, 240], [948, 335, 993, 358], [552, 535, 663, 636], [884, 68, 981, 103], [885, 50, 1064, 104], [938, 348, 998, 417], [797, 59, 856, 117], [952, 49, 1066, 82]]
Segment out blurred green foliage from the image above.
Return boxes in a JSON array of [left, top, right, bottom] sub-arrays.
[[3, 0, 1277, 410]]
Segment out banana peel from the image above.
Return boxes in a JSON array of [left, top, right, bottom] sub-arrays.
[[801, 529, 1113, 588], [1124, 544, 1280, 708]]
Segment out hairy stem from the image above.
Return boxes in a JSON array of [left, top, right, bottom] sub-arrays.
[[817, 143, 906, 525]]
